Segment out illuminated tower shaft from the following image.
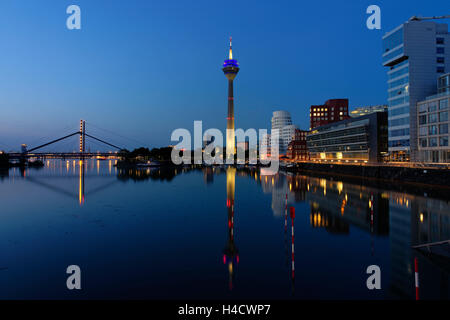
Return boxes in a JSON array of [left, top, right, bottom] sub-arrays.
[[222, 37, 239, 158], [226, 79, 235, 155], [79, 120, 85, 153]]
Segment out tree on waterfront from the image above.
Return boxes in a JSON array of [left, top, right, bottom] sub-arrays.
[[0, 152, 9, 168]]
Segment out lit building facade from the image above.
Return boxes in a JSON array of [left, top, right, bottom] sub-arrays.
[[306, 112, 388, 163], [417, 73, 450, 163], [310, 99, 349, 130], [287, 129, 309, 161], [382, 20, 450, 162], [271, 111, 297, 155], [350, 105, 388, 118]]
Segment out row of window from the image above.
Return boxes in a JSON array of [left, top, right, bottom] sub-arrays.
[[389, 59, 408, 71], [383, 28, 403, 52], [312, 111, 347, 117], [418, 150, 450, 163], [419, 136, 449, 148], [389, 76, 409, 89], [389, 128, 409, 138], [308, 134, 368, 148], [308, 143, 368, 153], [389, 116, 409, 127], [389, 106, 409, 117], [390, 95, 409, 107], [419, 111, 448, 125], [389, 86, 408, 98], [312, 117, 345, 122], [291, 145, 307, 150], [419, 99, 448, 113], [419, 124, 448, 136], [388, 139, 410, 148], [383, 46, 404, 64], [311, 107, 346, 112], [388, 66, 409, 80], [310, 152, 370, 161], [308, 126, 367, 142]]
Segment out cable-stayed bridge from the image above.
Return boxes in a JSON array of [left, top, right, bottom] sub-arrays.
[[7, 120, 125, 160]]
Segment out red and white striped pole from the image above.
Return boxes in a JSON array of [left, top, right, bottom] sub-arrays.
[[414, 257, 419, 300], [290, 206, 295, 281]]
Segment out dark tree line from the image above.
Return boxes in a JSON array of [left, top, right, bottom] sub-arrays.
[[119, 147, 173, 162], [0, 153, 9, 168]]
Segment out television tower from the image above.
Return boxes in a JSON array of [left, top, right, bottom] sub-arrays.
[[222, 37, 240, 160]]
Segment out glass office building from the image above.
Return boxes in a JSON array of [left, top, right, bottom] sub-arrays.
[[382, 20, 450, 162]]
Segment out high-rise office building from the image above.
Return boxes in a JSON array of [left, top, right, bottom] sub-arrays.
[[310, 99, 349, 129], [222, 37, 240, 159], [382, 18, 450, 161], [271, 111, 297, 155]]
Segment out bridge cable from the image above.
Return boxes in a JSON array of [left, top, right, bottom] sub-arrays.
[[26, 124, 77, 148], [85, 121, 148, 148], [27, 132, 79, 153], [84, 133, 122, 150]]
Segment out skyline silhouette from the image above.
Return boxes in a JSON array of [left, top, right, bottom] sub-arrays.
[[1, 0, 449, 151]]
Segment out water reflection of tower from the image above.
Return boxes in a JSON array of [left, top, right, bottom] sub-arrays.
[[78, 160, 85, 206], [203, 167, 214, 184], [223, 168, 239, 290], [289, 207, 295, 295]]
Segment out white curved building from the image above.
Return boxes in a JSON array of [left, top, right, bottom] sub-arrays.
[[271, 110, 297, 155]]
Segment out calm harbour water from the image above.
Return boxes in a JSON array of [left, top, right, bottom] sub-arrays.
[[0, 160, 449, 300]]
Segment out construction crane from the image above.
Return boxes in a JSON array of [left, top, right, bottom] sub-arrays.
[[409, 15, 450, 22]]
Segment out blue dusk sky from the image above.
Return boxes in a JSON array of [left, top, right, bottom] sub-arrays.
[[0, 0, 449, 151]]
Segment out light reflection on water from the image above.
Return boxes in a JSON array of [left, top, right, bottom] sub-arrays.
[[0, 160, 449, 299]]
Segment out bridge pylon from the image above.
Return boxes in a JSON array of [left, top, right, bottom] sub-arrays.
[[79, 120, 85, 154]]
